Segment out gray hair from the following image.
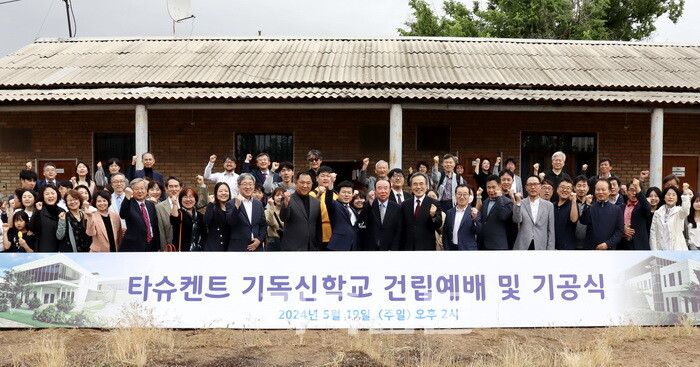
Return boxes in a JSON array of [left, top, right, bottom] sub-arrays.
[[306, 150, 322, 160], [130, 178, 147, 189], [375, 160, 388, 168], [442, 154, 458, 163], [111, 172, 126, 182], [409, 172, 429, 186], [238, 173, 256, 185], [552, 151, 566, 162]]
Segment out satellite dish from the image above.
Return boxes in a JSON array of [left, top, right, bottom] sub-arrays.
[[167, 0, 193, 22]]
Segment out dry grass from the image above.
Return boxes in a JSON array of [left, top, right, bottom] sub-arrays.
[[105, 327, 175, 367], [1, 329, 67, 367]]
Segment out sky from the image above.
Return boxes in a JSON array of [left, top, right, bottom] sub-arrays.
[[0, 0, 698, 57]]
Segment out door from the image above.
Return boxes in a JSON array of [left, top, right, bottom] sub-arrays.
[[36, 159, 78, 182], [663, 155, 699, 190], [324, 160, 364, 190]]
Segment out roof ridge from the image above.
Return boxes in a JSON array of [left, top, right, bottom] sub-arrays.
[[31, 36, 700, 48]]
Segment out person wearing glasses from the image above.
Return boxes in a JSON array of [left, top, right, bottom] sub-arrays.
[[306, 150, 323, 190], [400, 173, 442, 251], [553, 178, 579, 250], [513, 176, 555, 250]]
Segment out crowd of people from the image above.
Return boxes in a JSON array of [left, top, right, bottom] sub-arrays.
[[1, 149, 698, 253]]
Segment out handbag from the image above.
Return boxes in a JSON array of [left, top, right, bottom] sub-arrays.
[[164, 211, 183, 252]]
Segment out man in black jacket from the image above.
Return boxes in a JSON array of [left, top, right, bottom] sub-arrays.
[[401, 173, 441, 251], [364, 179, 402, 250]]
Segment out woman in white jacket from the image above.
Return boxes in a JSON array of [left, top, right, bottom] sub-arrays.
[[650, 184, 692, 251]]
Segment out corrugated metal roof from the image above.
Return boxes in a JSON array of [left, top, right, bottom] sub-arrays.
[[0, 87, 698, 105], [0, 37, 699, 91]]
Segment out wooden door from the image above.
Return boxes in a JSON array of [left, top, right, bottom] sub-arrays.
[[36, 159, 77, 182], [663, 155, 699, 190]]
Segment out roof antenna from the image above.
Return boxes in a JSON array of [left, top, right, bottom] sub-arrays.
[[62, 0, 73, 37], [167, 0, 195, 35]]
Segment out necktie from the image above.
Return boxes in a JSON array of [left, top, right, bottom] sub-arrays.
[[444, 176, 452, 201], [345, 204, 355, 226], [397, 193, 402, 204], [414, 199, 421, 219], [116, 195, 123, 208], [262, 172, 267, 181], [379, 203, 386, 224], [140, 203, 153, 243]]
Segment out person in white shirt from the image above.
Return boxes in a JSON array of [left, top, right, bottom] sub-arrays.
[[204, 154, 240, 196], [513, 176, 555, 250]]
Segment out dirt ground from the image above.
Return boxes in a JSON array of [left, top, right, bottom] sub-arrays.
[[0, 325, 697, 367]]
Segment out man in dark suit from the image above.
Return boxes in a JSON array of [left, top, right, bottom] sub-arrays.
[[443, 184, 481, 251], [36, 162, 57, 192], [477, 174, 514, 250], [401, 172, 442, 251], [323, 180, 359, 251], [280, 172, 322, 251], [119, 178, 160, 251], [242, 152, 281, 186], [388, 168, 412, 205], [365, 179, 402, 251], [127, 152, 164, 185], [226, 173, 268, 252]]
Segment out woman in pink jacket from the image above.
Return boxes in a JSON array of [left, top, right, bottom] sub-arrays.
[[86, 190, 123, 252]]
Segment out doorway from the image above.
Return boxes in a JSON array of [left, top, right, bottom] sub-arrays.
[[36, 159, 77, 182], [663, 155, 699, 190]]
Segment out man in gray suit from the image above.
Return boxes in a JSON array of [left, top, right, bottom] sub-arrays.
[[512, 175, 555, 250], [280, 171, 322, 251], [155, 176, 182, 250]]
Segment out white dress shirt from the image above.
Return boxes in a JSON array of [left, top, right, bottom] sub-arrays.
[[242, 197, 254, 224], [452, 206, 467, 245], [414, 195, 426, 212], [204, 162, 240, 196], [530, 197, 541, 222]]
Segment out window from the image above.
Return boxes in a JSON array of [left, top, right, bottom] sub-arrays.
[[94, 133, 136, 167], [678, 271, 682, 285], [0, 127, 31, 152], [671, 297, 679, 313], [417, 126, 450, 151], [669, 273, 676, 287], [236, 134, 293, 163], [360, 125, 389, 151], [521, 133, 596, 178]]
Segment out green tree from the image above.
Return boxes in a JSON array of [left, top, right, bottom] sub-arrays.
[[0, 270, 34, 309], [398, 0, 684, 41], [56, 297, 75, 313]]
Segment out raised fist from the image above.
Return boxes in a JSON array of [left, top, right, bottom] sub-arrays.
[[533, 163, 540, 171], [125, 187, 133, 199], [582, 164, 588, 171], [132, 155, 138, 165], [585, 194, 593, 205], [35, 202, 43, 211], [362, 158, 370, 168], [471, 207, 478, 219], [59, 212, 66, 220], [476, 187, 483, 198], [429, 204, 437, 217], [26, 161, 32, 170], [209, 155, 217, 163], [514, 192, 522, 204], [208, 194, 215, 203], [330, 173, 337, 182], [368, 190, 376, 202], [283, 191, 292, 207], [246, 154, 253, 162], [196, 175, 204, 186], [408, 167, 414, 175], [272, 162, 280, 171], [433, 156, 440, 164], [96, 161, 102, 169], [496, 157, 501, 164], [640, 170, 650, 180], [317, 185, 327, 195], [235, 194, 244, 208]]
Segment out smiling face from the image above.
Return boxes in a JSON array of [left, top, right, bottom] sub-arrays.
[[111, 175, 126, 194], [148, 185, 162, 201], [181, 191, 196, 210], [256, 155, 270, 170], [317, 172, 331, 187], [295, 174, 313, 196], [552, 155, 565, 170], [664, 189, 678, 207], [455, 186, 470, 208], [575, 180, 589, 198], [481, 159, 491, 171], [108, 162, 121, 174], [557, 181, 573, 200], [540, 183, 553, 200], [279, 167, 294, 183], [338, 187, 354, 204], [599, 161, 611, 175], [65, 193, 81, 211], [223, 157, 236, 173], [609, 180, 619, 197], [526, 177, 541, 198], [595, 180, 610, 202], [95, 196, 110, 212], [626, 184, 638, 202], [239, 178, 255, 199], [390, 172, 404, 189], [132, 181, 148, 201], [375, 162, 389, 178], [273, 191, 284, 206], [217, 185, 231, 204], [44, 165, 57, 180], [352, 195, 365, 210], [43, 187, 58, 206], [410, 175, 428, 197], [21, 191, 35, 208], [375, 180, 391, 202], [77, 187, 90, 202], [308, 155, 321, 170], [14, 216, 27, 231], [166, 179, 181, 198], [486, 179, 500, 199], [442, 157, 456, 174], [647, 191, 660, 207], [142, 153, 155, 168], [500, 175, 513, 192]]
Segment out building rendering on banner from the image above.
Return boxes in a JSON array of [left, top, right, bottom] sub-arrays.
[[10, 254, 125, 307], [0, 37, 699, 194], [624, 256, 700, 314]]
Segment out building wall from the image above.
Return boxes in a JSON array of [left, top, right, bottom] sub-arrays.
[[1, 107, 698, 197]]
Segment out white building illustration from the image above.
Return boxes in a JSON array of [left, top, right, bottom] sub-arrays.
[[624, 256, 700, 314], [10, 254, 126, 307]]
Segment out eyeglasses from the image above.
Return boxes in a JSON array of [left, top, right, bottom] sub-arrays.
[[558, 186, 573, 191], [112, 180, 126, 184], [308, 158, 320, 162]]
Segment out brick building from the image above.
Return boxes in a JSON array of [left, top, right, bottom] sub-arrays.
[[0, 37, 698, 196]]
